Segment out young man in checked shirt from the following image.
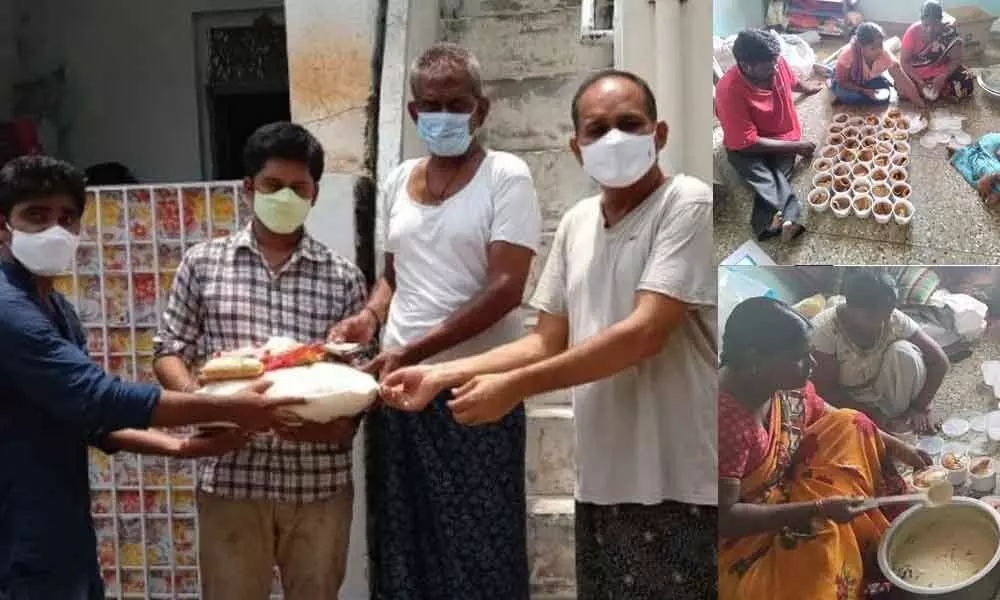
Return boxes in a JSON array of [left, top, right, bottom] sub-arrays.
[[152, 122, 367, 599]]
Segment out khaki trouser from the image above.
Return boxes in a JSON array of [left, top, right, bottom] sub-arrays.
[[197, 488, 354, 600]]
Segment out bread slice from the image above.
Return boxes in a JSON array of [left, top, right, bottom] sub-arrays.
[[200, 355, 264, 382]]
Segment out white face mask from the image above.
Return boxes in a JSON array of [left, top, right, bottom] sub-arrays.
[[580, 129, 658, 189], [7, 224, 80, 276]]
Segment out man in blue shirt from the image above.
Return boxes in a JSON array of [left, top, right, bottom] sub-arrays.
[[0, 155, 304, 599]]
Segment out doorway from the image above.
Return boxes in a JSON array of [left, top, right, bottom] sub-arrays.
[[195, 9, 289, 180]]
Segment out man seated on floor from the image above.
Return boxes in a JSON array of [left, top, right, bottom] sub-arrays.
[[716, 29, 822, 243], [811, 269, 949, 434]]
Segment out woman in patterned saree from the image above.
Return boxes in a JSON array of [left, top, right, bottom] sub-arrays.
[[901, 0, 975, 102], [718, 297, 932, 599]]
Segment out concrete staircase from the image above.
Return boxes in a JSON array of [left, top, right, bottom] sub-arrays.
[[437, 1, 613, 597]]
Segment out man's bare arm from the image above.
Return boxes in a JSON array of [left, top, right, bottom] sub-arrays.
[[505, 290, 687, 397]]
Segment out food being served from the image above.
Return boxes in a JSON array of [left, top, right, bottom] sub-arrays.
[[874, 155, 891, 168], [833, 113, 850, 124], [840, 149, 858, 163], [813, 158, 834, 173], [877, 131, 893, 142], [833, 163, 851, 177], [890, 169, 907, 183], [876, 142, 893, 156], [854, 196, 871, 211], [200, 361, 379, 422], [828, 134, 845, 146], [853, 181, 870, 194], [834, 177, 852, 193], [853, 164, 870, 178], [893, 184, 911, 198], [862, 126, 878, 137], [829, 124, 845, 134], [832, 195, 851, 211], [894, 203, 910, 217], [872, 169, 889, 183], [814, 174, 833, 188], [942, 452, 969, 470], [873, 184, 890, 199], [865, 115, 881, 126], [972, 457, 994, 477], [893, 130, 909, 141], [891, 516, 997, 588], [913, 467, 948, 489], [821, 145, 839, 158], [873, 200, 892, 216], [808, 189, 829, 205], [844, 139, 861, 151], [843, 126, 861, 139], [847, 116, 866, 127], [886, 107, 902, 119], [859, 149, 875, 163]]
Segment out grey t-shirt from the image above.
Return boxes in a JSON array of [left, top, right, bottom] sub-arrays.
[[530, 174, 718, 506]]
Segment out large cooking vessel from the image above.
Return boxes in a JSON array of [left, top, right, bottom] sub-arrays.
[[878, 497, 1000, 600]]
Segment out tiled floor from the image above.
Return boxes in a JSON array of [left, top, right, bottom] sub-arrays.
[[714, 41, 1000, 266]]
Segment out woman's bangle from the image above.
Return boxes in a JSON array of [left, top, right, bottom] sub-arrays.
[[812, 499, 825, 519], [363, 305, 382, 327]]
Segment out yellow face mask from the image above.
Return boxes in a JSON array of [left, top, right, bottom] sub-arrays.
[[253, 187, 311, 234]]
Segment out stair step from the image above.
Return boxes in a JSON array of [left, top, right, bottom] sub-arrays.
[[526, 404, 575, 496], [441, 0, 579, 18], [441, 7, 611, 81], [481, 73, 591, 154], [527, 496, 576, 597]]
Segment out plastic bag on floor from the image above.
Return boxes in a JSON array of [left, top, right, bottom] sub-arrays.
[[775, 31, 817, 82], [929, 290, 988, 341]]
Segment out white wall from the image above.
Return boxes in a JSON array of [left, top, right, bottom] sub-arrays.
[[858, 0, 999, 26], [17, 0, 281, 181]]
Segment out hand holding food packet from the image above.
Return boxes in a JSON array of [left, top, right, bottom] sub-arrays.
[[196, 337, 379, 431]]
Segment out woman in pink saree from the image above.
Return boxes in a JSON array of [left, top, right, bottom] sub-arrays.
[[901, 0, 975, 101]]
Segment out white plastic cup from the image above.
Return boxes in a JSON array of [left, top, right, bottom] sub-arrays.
[[861, 135, 878, 149], [852, 177, 872, 196], [832, 112, 850, 125], [819, 145, 840, 160], [812, 172, 834, 190], [877, 130, 893, 142], [888, 167, 908, 185], [893, 200, 914, 225], [832, 162, 853, 179], [870, 167, 891, 186], [856, 149, 876, 169], [847, 116, 866, 127], [812, 158, 834, 173], [872, 153, 893, 170], [831, 193, 852, 218], [839, 148, 858, 164], [843, 138, 862, 152], [894, 140, 912, 155], [808, 188, 831, 212], [891, 181, 912, 204], [852, 193, 873, 219], [861, 125, 879, 138], [826, 133, 846, 147], [832, 176, 853, 196], [875, 141, 894, 157], [873, 199, 893, 223], [842, 126, 861, 140], [891, 153, 910, 169]]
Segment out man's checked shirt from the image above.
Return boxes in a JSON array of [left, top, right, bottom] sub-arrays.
[[153, 224, 367, 502]]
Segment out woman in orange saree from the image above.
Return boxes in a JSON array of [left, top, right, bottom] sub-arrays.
[[718, 297, 932, 600]]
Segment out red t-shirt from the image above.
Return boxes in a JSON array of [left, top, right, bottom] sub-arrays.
[[715, 56, 802, 151], [718, 381, 826, 480]]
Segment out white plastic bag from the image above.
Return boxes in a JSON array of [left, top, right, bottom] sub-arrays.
[[775, 32, 817, 82], [200, 362, 379, 423], [930, 290, 988, 342]]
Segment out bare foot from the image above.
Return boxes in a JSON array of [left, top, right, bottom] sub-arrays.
[[781, 221, 806, 242]]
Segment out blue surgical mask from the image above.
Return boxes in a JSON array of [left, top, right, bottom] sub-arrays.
[[416, 112, 474, 157]]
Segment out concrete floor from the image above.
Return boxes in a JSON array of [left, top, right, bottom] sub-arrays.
[[714, 40, 1000, 266]]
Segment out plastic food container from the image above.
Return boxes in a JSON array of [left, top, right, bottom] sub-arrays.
[[893, 200, 915, 226], [831, 193, 852, 218], [853, 194, 873, 219], [808, 188, 831, 212], [873, 199, 893, 224], [972, 457, 997, 494], [892, 182, 912, 204]]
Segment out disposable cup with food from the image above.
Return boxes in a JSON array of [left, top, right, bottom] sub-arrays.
[[852, 163, 872, 180], [893, 200, 914, 225], [839, 148, 858, 164], [819, 145, 840, 160], [875, 142, 894, 157], [847, 116, 866, 127], [833, 112, 850, 124], [873, 154, 892, 169], [852, 193, 873, 219], [940, 451, 970, 487], [872, 182, 892, 200], [892, 129, 909, 142], [808, 187, 830, 212], [870, 167, 890, 184], [895, 116, 910, 131], [861, 124, 878, 137], [872, 198, 893, 224], [828, 123, 845, 135], [812, 158, 834, 173], [831, 193, 852, 218], [886, 106, 902, 119], [842, 126, 861, 139], [858, 148, 875, 166], [827, 133, 846, 147], [971, 456, 997, 493], [882, 117, 897, 129], [832, 162, 852, 178], [852, 178, 872, 196], [888, 166, 908, 184], [832, 176, 853, 195], [876, 130, 893, 142], [843, 138, 862, 151], [863, 114, 881, 127], [808, 188, 831, 212], [891, 153, 910, 169], [910, 465, 948, 493], [812, 172, 834, 190], [891, 182, 912, 204], [894, 140, 911, 155], [861, 136, 878, 149]]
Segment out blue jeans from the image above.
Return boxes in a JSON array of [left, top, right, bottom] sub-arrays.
[[831, 76, 895, 105]]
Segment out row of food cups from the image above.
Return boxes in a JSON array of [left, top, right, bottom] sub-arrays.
[[807, 186, 914, 225], [914, 453, 996, 493], [815, 140, 911, 170], [831, 111, 911, 134]]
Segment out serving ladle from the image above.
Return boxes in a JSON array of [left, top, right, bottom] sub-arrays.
[[859, 480, 954, 511]]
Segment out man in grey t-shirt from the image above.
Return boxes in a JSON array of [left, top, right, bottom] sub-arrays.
[[381, 70, 718, 600]]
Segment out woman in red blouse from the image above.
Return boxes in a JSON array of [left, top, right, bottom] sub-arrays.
[[718, 297, 931, 599]]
